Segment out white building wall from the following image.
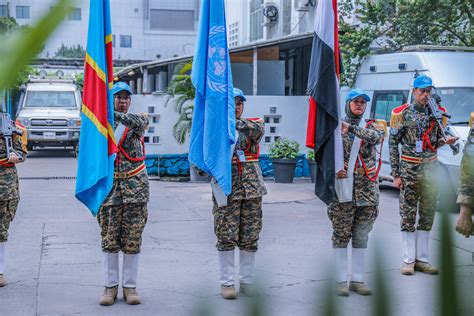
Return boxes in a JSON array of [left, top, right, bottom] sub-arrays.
[[225, 0, 316, 45], [130, 94, 309, 155], [1, 0, 198, 60]]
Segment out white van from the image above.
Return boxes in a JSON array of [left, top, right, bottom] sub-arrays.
[[342, 45, 474, 209]]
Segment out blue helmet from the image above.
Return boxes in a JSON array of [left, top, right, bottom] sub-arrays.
[[413, 75, 433, 89], [346, 88, 370, 102], [233, 88, 247, 102], [111, 82, 133, 95]]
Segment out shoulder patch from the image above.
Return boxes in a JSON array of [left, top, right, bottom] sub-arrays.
[[392, 104, 409, 115]]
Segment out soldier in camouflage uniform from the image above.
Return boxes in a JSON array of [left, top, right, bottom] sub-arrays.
[[389, 75, 457, 276], [97, 82, 149, 306], [328, 89, 385, 296], [455, 113, 474, 237], [214, 88, 267, 299], [0, 119, 26, 287]]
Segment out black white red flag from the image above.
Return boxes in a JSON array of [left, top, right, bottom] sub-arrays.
[[305, 0, 343, 205]]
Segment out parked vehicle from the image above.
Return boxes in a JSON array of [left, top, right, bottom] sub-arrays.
[[16, 76, 82, 152], [341, 45, 474, 210]]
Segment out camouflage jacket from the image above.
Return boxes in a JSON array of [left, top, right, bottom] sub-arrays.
[[0, 133, 27, 201], [457, 126, 474, 207], [229, 118, 267, 200], [102, 112, 149, 206], [389, 102, 446, 178], [343, 118, 385, 206]]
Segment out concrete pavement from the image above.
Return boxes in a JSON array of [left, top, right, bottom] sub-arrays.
[[0, 151, 472, 315]]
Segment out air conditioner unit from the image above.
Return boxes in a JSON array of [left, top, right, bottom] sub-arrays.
[[262, 2, 278, 27], [296, 0, 311, 12]]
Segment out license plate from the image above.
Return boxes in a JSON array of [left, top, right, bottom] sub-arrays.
[[43, 132, 56, 139]]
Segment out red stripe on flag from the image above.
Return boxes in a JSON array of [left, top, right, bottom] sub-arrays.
[[306, 96, 317, 149], [106, 41, 114, 84], [108, 132, 116, 155], [83, 62, 108, 127], [332, 0, 340, 77]]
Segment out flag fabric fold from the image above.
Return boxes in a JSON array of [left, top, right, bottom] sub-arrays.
[[189, 0, 236, 195], [306, 0, 344, 205], [75, 0, 116, 215]]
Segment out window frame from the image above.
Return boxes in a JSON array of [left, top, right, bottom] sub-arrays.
[[370, 90, 408, 126], [68, 7, 81, 21], [120, 35, 132, 48], [16, 5, 30, 19]]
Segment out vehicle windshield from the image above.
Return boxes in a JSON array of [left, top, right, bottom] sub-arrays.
[[435, 87, 474, 125], [25, 91, 77, 108]]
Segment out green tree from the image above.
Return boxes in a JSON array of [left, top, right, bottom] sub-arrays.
[[54, 43, 85, 58], [165, 60, 195, 144], [338, 0, 473, 86], [0, 16, 18, 34]]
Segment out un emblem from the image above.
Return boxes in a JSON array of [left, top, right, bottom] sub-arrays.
[[207, 25, 227, 93]]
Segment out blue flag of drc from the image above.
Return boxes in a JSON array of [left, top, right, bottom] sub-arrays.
[[189, 0, 236, 196], [75, 0, 117, 215]]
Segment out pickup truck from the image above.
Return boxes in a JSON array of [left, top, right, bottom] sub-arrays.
[[16, 77, 82, 152]]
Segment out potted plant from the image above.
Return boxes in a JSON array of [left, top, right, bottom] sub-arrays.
[[306, 150, 316, 183], [268, 138, 300, 183], [165, 60, 209, 182]]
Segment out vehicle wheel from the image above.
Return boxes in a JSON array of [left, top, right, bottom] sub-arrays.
[[436, 165, 459, 213]]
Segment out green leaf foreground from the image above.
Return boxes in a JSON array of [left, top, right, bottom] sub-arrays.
[[0, 0, 72, 91]]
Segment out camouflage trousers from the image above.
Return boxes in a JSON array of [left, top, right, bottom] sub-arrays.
[[399, 161, 438, 232], [97, 202, 148, 254], [327, 202, 378, 248], [213, 196, 263, 252], [0, 199, 18, 242]]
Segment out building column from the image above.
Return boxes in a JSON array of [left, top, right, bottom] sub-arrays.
[[253, 48, 258, 96]]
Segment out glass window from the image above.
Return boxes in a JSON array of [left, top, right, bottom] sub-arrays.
[[0, 5, 8, 17], [270, 126, 276, 133], [372, 91, 406, 126], [249, 0, 263, 42], [264, 116, 270, 123], [16, 5, 29, 19], [147, 106, 155, 113], [120, 35, 132, 48], [150, 10, 195, 31], [153, 136, 160, 143], [273, 116, 280, 123], [144, 136, 150, 143], [25, 91, 77, 108], [112, 35, 116, 47], [265, 136, 271, 143], [437, 87, 474, 125], [148, 126, 155, 133], [151, 115, 160, 123], [68, 8, 81, 21]]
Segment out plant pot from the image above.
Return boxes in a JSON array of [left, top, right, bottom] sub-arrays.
[[189, 164, 211, 183], [307, 159, 316, 183], [272, 158, 297, 183]]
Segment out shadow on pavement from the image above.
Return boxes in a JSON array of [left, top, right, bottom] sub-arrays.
[[27, 148, 76, 158]]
